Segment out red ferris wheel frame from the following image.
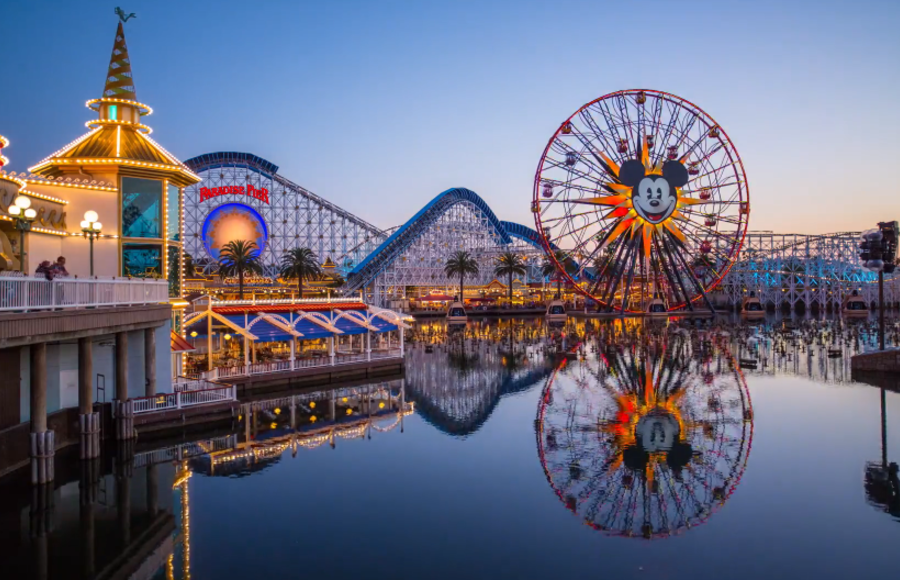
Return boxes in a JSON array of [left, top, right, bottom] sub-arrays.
[[532, 89, 750, 312]]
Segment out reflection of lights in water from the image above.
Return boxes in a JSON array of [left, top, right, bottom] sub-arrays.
[[172, 462, 192, 580], [537, 334, 753, 539]]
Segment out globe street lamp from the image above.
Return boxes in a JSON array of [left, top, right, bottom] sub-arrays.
[[81, 211, 102, 277], [7, 195, 37, 273]]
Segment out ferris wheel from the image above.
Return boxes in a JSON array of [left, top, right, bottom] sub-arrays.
[[535, 336, 753, 539], [533, 89, 750, 312]]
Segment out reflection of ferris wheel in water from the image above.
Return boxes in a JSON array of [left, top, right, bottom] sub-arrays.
[[533, 90, 750, 312], [536, 337, 753, 539]]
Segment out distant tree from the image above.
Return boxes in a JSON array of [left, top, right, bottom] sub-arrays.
[[541, 250, 577, 299], [444, 251, 480, 301], [183, 251, 196, 278], [279, 247, 323, 298], [494, 251, 527, 306], [218, 240, 263, 299]]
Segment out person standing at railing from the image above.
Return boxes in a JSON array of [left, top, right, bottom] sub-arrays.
[[51, 256, 70, 306], [52, 256, 69, 278], [35, 261, 55, 281]]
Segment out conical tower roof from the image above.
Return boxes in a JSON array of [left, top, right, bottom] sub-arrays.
[[29, 19, 199, 186], [103, 22, 137, 101]]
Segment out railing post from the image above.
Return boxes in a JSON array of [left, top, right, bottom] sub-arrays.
[[176, 392, 182, 410]]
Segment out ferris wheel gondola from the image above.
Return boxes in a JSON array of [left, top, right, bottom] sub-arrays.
[[533, 90, 750, 313]]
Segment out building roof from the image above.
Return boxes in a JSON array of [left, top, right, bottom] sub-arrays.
[[28, 21, 199, 186], [104, 23, 136, 100], [211, 302, 367, 314], [171, 332, 196, 353], [55, 126, 174, 165]]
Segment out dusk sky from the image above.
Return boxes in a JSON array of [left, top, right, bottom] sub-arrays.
[[3, 0, 898, 234]]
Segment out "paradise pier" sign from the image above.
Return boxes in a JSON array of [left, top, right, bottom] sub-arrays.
[[200, 184, 270, 204]]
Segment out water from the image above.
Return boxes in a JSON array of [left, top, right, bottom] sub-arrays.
[[3, 316, 899, 580]]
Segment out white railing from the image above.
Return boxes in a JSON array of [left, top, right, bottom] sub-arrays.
[[173, 377, 222, 392], [0, 276, 169, 312], [371, 349, 401, 360], [133, 392, 178, 415], [180, 386, 237, 408], [132, 385, 237, 415], [202, 349, 403, 380]]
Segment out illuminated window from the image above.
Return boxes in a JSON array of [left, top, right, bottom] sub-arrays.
[[166, 184, 180, 241], [108, 105, 117, 120], [122, 177, 162, 238], [122, 243, 162, 278]]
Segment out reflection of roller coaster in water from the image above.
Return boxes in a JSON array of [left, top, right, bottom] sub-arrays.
[[536, 334, 753, 539], [404, 319, 567, 436]]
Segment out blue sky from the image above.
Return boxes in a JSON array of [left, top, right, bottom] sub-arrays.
[[3, 0, 898, 234]]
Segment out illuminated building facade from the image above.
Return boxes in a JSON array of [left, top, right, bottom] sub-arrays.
[[1, 23, 200, 292], [182, 152, 387, 278]]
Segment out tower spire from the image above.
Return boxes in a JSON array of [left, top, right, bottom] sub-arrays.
[[103, 22, 136, 101]]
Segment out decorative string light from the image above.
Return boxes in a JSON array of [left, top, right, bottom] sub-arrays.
[[137, 131, 198, 174], [86, 97, 153, 116], [29, 127, 103, 169], [17, 189, 68, 204], [29, 157, 200, 182], [24, 178, 116, 192], [86, 118, 152, 134], [32, 226, 68, 237], [0, 173, 26, 190]]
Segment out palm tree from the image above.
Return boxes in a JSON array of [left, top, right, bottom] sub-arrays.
[[444, 251, 480, 301], [494, 251, 527, 307], [279, 247, 323, 298], [541, 250, 576, 299], [218, 240, 263, 299]]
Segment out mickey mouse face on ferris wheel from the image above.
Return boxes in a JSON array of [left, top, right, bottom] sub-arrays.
[[619, 159, 689, 225]]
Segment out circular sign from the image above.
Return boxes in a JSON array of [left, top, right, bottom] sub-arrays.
[[202, 203, 268, 260]]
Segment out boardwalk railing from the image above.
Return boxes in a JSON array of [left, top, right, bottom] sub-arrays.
[[0, 276, 169, 312], [173, 377, 223, 392], [202, 348, 403, 381], [132, 384, 237, 415]]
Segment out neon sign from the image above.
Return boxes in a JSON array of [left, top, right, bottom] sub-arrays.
[[200, 184, 269, 204]]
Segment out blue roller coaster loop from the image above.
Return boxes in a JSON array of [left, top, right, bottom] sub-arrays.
[[348, 188, 514, 289], [501, 221, 558, 252], [183, 151, 280, 179]]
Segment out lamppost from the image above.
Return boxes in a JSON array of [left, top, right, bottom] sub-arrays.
[[7, 195, 37, 273], [80, 211, 102, 277], [858, 221, 899, 351]]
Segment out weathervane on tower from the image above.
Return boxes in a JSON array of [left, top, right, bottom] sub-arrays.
[[114, 7, 136, 23]]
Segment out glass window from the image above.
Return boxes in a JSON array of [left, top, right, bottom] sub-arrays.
[[167, 245, 181, 297], [122, 243, 162, 278], [172, 311, 182, 334], [108, 104, 117, 120], [122, 177, 162, 238], [166, 183, 180, 241]]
